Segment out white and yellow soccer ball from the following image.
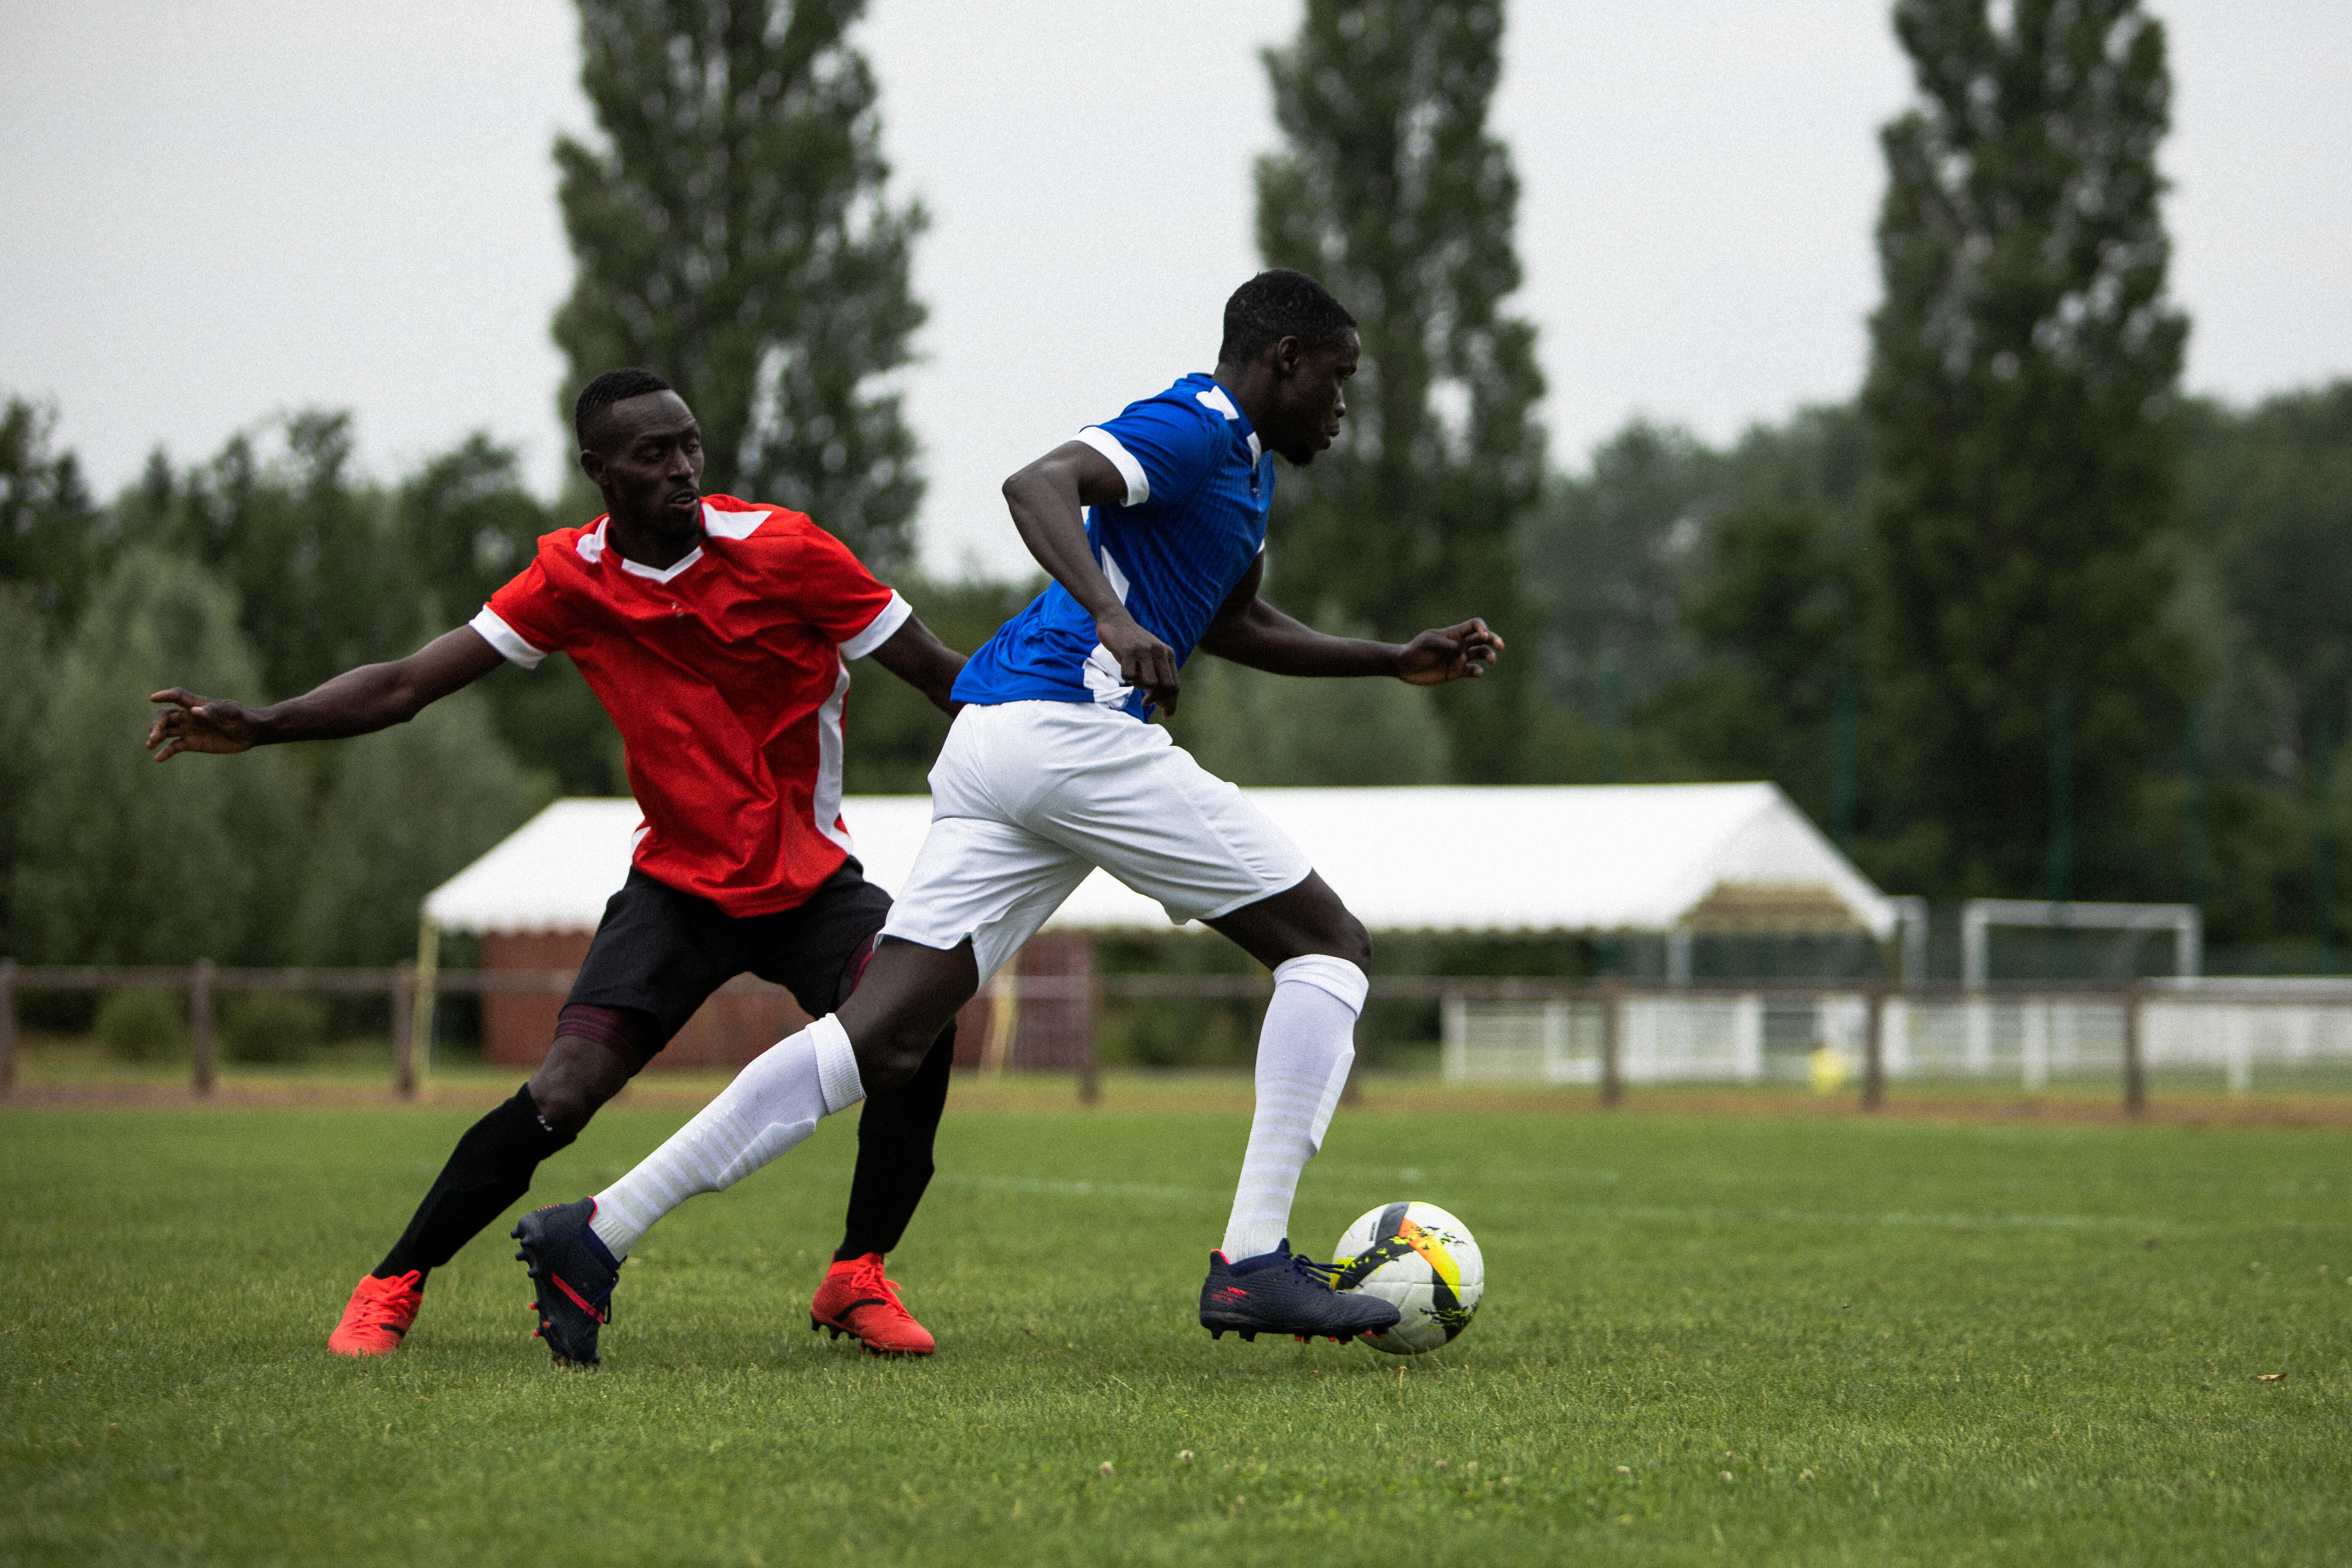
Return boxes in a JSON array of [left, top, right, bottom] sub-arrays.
[[1329, 1201, 1483, 1354]]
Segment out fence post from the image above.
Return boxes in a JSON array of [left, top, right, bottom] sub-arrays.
[[411, 916, 441, 1082], [391, 960, 417, 1100], [0, 958, 16, 1098], [2120, 980, 2146, 1118], [189, 958, 216, 1097], [1599, 976, 1624, 1108], [1862, 982, 1885, 1111], [1076, 969, 1101, 1107]]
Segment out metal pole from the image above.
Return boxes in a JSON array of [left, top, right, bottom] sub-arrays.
[[2048, 688, 2074, 910], [1600, 660, 1624, 784], [1832, 668, 1858, 851], [2120, 980, 2146, 1118], [2184, 703, 2207, 912], [0, 958, 16, 1098], [1599, 975, 1623, 1108], [1862, 982, 1885, 1111], [391, 960, 417, 1099], [2315, 708, 2336, 959], [189, 958, 215, 1097]]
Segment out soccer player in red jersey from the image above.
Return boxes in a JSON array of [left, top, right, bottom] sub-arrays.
[[147, 369, 963, 1360]]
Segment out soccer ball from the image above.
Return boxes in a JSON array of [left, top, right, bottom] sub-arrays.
[[1329, 1201, 1483, 1355]]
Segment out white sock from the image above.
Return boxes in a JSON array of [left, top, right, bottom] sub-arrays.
[[588, 1014, 866, 1259], [1220, 955, 1367, 1260]]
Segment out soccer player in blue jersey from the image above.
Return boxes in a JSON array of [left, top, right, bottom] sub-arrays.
[[514, 270, 1504, 1360]]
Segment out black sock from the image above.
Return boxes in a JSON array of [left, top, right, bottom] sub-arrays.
[[834, 1020, 956, 1262], [374, 1085, 576, 1279]]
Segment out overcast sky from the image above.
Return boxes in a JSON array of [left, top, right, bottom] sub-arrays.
[[3, 2, 2347, 578]]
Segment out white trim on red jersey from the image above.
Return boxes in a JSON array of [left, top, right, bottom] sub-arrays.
[[839, 592, 912, 659], [813, 656, 855, 855], [701, 498, 770, 540], [470, 607, 547, 669], [619, 547, 703, 584]]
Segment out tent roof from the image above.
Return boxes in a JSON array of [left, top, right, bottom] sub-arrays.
[[423, 783, 1894, 939]]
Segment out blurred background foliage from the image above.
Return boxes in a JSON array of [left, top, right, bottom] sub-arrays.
[[5, 0, 2350, 998], [6, 371, 2344, 975]]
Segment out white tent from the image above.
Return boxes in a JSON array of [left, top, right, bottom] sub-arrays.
[[424, 783, 1893, 939]]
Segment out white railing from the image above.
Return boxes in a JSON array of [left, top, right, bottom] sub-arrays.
[[1441, 979, 2352, 1101]]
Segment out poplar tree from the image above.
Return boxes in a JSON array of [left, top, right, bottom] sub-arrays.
[[1255, 0, 1545, 776], [1864, 0, 2190, 895], [553, 0, 926, 571]]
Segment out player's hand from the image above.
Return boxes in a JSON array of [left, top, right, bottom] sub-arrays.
[[1396, 620, 1505, 686], [1098, 610, 1183, 715], [146, 689, 262, 760]]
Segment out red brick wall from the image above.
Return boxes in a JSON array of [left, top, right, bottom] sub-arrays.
[[1010, 932, 1096, 1072], [481, 932, 592, 1068]]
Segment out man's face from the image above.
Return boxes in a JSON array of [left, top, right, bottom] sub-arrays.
[[1266, 329, 1359, 466], [579, 390, 704, 531]]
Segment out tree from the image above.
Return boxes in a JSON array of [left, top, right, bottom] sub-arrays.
[[1516, 421, 1716, 745], [0, 586, 48, 955], [298, 690, 550, 966], [1514, 407, 1872, 787], [1657, 505, 1868, 827], [1254, 0, 1546, 776], [553, 0, 926, 573], [12, 551, 305, 965], [1863, 0, 2190, 897], [1170, 652, 1453, 788], [0, 396, 104, 628], [151, 413, 421, 704], [2178, 383, 2352, 771]]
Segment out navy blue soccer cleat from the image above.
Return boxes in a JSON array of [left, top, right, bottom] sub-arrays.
[[1198, 1239, 1402, 1344], [511, 1198, 617, 1367]]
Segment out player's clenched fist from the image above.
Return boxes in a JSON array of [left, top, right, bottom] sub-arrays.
[[1097, 610, 1183, 715], [1396, 619, 1505, 686], [146, 689, 261, 760]]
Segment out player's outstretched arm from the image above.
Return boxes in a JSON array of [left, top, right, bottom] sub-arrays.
[[1197, 555, 1504, 684], [146, 625, 506, 761], [1002, 441, 1184, 713], [864, 614, 966, 715]]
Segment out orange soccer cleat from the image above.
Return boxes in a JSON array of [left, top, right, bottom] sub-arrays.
[[327, 1270, 425, 1356], [809, 1253, 935, 1357]]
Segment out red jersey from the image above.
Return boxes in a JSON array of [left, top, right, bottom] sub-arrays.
[[471, 494, 911, 916]]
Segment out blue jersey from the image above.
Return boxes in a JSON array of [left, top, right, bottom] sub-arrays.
[[953, 373, 1274, 720]]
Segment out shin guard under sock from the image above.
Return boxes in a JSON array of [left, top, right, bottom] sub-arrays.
[[835, 1019, 956, 1262], [374, 1085, 576, 1279]]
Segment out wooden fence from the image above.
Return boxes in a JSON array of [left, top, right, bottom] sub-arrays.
[[0, 960, 2262, 1117]]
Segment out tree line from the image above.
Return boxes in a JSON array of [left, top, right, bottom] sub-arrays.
[[4, 0, 2349, 976]]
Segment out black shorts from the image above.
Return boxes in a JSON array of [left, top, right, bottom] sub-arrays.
[[564, 860, 893, 1064]]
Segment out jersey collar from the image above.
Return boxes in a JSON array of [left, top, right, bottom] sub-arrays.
[[577, 501, 764, 584], [1192, 378, 1264, 464]]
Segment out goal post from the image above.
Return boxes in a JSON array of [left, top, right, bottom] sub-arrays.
[[1959, 899, 2201, 986]]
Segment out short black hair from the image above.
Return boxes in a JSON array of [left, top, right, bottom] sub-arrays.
[[1218, 270, 1357, 366], [574, 368, 674, 447]]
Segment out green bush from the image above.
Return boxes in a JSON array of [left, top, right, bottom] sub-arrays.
[[221, 992, 327, 1064], [96, 989, 187, 1061]]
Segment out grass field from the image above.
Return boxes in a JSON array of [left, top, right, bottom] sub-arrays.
[[3, 1084, 2349, 1566]]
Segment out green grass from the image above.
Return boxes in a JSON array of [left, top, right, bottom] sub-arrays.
[[3, 1090, 2349, 1565]]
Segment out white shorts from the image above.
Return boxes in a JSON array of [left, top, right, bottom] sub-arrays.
[[879, 700, 1313, 982]]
